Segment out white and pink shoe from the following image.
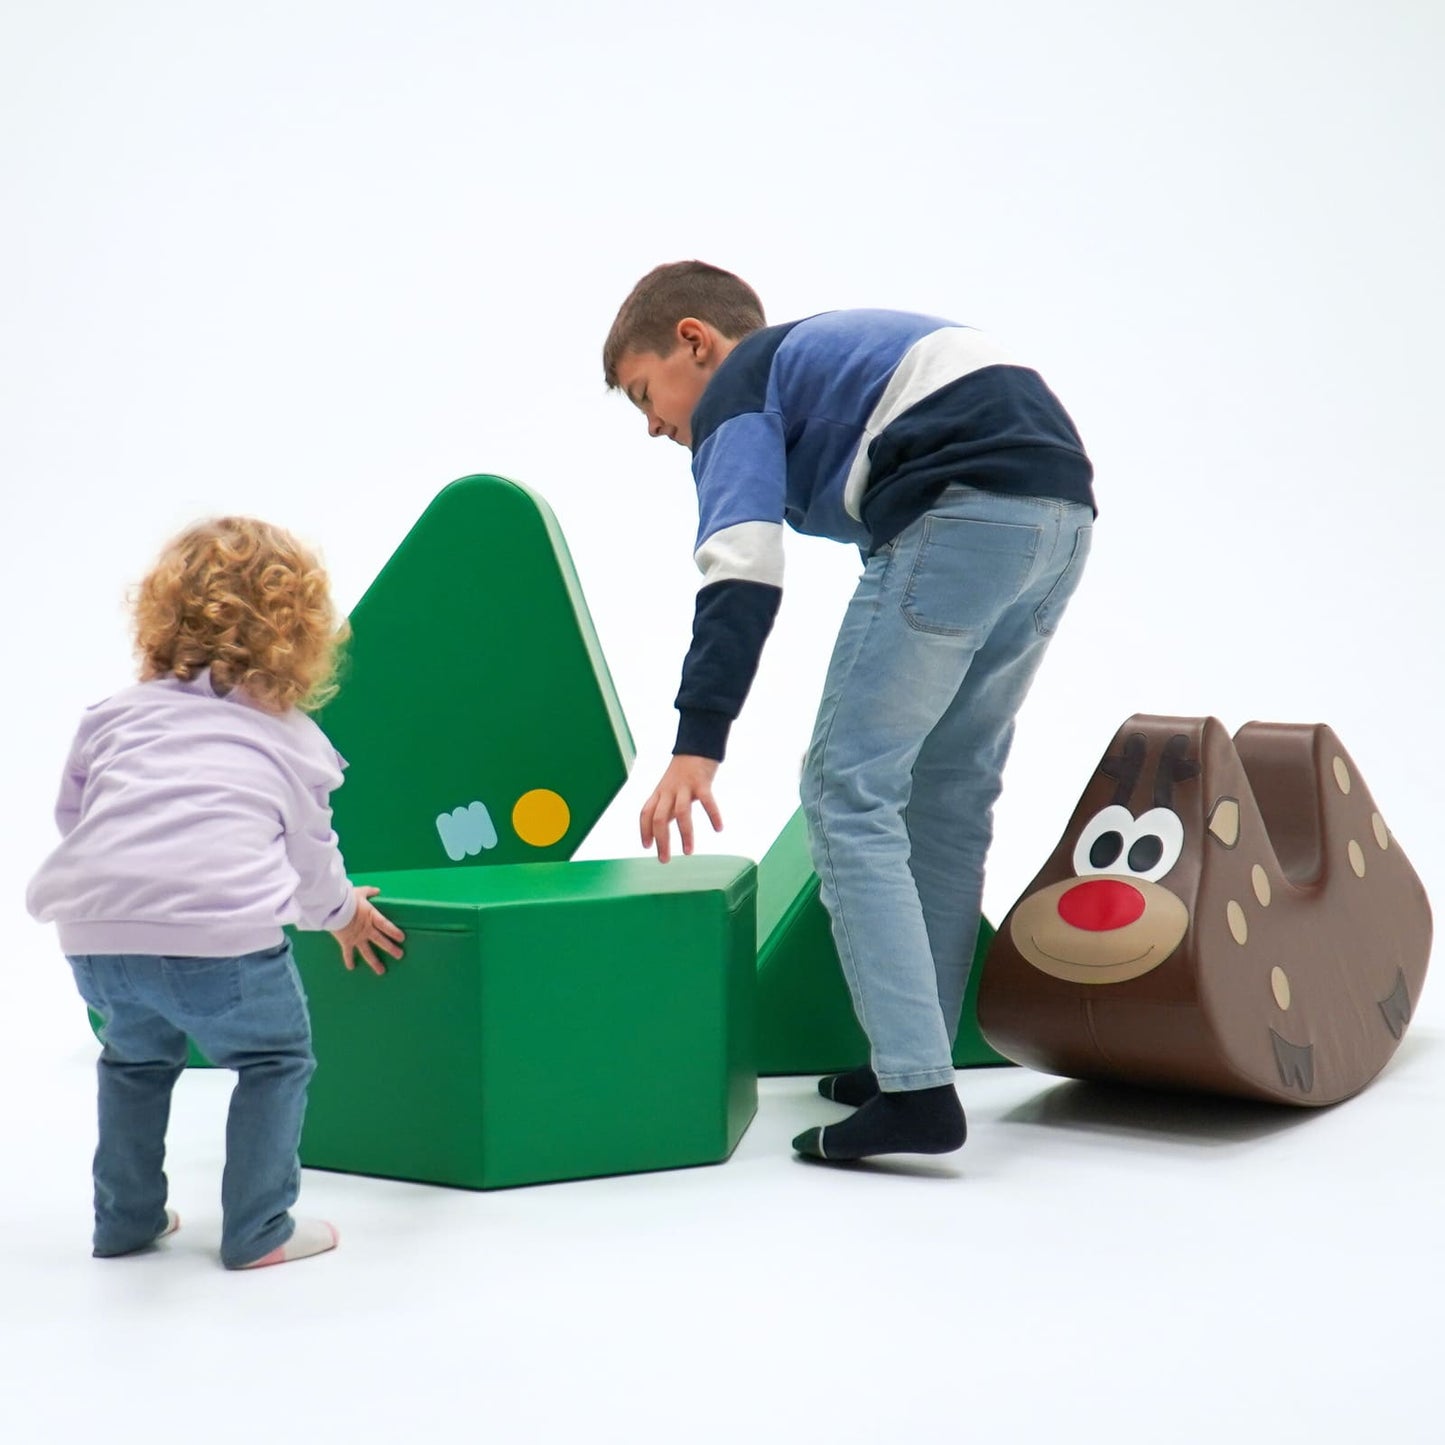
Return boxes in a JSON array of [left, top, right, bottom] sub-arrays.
[[236, 1218, 339, 1270]]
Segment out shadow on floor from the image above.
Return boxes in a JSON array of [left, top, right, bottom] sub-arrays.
[[997, 1028, 1437, 1147]]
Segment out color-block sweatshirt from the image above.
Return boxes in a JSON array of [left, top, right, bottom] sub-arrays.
[[674, 309, 1096, 760], [26, 669, 357, 958]]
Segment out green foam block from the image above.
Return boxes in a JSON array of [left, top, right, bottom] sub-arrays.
[[755, 809, 1008, 1075], [295, 855, 758, 1189]]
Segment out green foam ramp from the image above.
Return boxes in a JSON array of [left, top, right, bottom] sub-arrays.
[[755, 809, 1008, 1074]]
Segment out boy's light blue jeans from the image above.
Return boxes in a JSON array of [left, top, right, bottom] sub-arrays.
[[802, 483, 1092, 1091], [67, 943, 315, 1267]]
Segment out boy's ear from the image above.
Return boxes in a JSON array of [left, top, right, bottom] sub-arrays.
[[676, 317, 713, 363]]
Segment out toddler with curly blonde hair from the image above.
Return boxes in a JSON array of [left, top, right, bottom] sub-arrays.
[[27, 517, 404, 1269]]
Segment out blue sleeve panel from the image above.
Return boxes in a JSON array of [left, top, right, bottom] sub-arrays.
[[691, 412, 789, 547]]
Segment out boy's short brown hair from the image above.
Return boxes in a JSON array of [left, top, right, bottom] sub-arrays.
[[603, 261, 765, 387]]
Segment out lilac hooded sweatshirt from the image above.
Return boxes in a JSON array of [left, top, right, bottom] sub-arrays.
[[26, 669, 358, 958]]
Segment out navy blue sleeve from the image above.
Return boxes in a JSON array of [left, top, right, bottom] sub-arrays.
[[674, 579, 782, 758]]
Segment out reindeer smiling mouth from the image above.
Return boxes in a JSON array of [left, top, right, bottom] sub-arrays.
[[1013, 875, 1188, 985], [1029, 937, 1156, 969]]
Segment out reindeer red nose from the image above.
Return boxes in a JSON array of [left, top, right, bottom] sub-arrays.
[[1058, 878, 1146, 931]]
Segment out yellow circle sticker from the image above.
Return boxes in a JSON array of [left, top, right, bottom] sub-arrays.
[[512, 789, 570, 848]]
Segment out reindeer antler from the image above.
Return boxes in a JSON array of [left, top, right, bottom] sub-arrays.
[[1099, 732, 1147, 808], [1153, 733, 1202, 809]]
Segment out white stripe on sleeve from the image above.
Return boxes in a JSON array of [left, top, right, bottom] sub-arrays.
[[694, 519, 786, 587]]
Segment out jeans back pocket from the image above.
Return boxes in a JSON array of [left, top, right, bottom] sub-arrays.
[[901, 515, 1040, 636], [161, 956, 245, 1020]]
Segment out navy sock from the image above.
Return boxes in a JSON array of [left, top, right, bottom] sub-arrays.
[[793, 1084, 966, 1162], [817, 1064, 879, 1107]]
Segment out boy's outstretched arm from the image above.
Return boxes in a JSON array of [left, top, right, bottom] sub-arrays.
[[640, 754, 721, 863], [644, 379, 787, 862]]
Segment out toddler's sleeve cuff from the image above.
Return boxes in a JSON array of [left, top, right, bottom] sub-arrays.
[[318, 885, 358, 934]]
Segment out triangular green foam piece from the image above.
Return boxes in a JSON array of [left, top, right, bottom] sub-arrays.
[[312, 474, 634, 873], [756, 809, 1007, 1074]]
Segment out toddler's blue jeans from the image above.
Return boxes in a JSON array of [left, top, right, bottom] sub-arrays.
[[67, 943, 315, 1267], [802, 483, 1093, 1090]]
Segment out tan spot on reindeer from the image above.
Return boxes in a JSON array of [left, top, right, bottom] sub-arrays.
[[1349, 840, 1366, 878], [1332, 756, 1352, 794], [1251, 865, 1271, 907], [1271, 967, 1291, 1010], [1372, 813, 1389, 851], [1227, 900, 1248, 945]]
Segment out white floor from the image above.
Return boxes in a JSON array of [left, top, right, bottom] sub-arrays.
[[3, 998, 1441, 1445], [4, 3, 1442, 1438]]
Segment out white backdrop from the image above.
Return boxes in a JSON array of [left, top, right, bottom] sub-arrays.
[[2, 3, 1442, 1439]]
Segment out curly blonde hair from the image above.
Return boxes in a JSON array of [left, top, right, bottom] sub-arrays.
[[132, 516, 349, 714]]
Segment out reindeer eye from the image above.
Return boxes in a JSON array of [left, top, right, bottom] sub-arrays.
[[1072, 804, 1185, 883], [1127, 808, 1185, 882], [1072, 805, 1137, 877]]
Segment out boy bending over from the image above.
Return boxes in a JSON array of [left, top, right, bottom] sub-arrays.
[[604, 262, 1094, 1163]]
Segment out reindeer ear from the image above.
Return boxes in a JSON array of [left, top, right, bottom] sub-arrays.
[[1207, 797, 1240, 847]]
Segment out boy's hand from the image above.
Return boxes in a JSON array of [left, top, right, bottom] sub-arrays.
[[331, 886, 406, 975], [641, 755, 722, 863]]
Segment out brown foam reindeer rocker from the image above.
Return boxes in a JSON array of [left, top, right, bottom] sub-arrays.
[[978, 716, 1432, 1104]]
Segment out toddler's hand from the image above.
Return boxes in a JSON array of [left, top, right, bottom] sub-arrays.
[[331, 886, 406, 975], [640, 754, 722, 863]]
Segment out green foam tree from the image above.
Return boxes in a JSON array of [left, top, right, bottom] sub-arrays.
[[313, 474, 634, 872]]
